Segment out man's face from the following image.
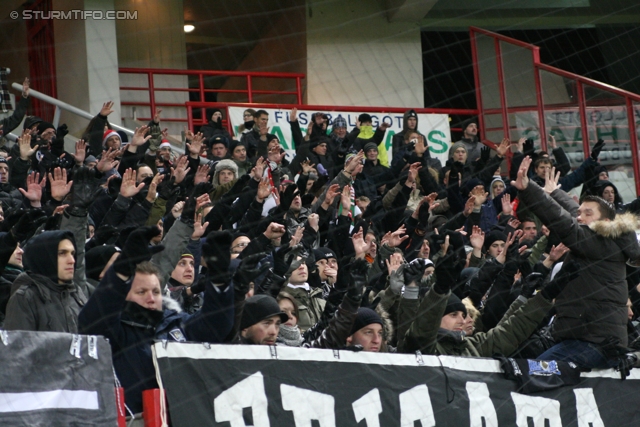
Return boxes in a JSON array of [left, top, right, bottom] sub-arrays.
[[334, 126, 347, 138], [577, 201, 602, 225], [627, 299, 634, 321], [347, 324, 383, 352], [289, 262, 308, 283], [279, 298, 297, 327], [126, 272, 163, 311], [57, 239, 76, 283], [487, 240, 505, 259], [355, 199, 370, 212], [290, 194, 302, 212], [365, 234, 377, 258], [212, 111, 222, 122], [242, 315, 281, 345], [316, 257, 338, 281], [0, 163, 9, 183], [231, 236, 250, 259], [464, 123, 478, 139], [462, 313, 475, 335], [137, 166, 153, 183], [453, 147, 467, 163], [40, 128, 56, 143], [535, 163, 551, 179], [598, 171, 609, 180], [521, 221, 537, 241], [86, 161, 97, 170], [218, 169, 235, 185], [440, 311, 466, 332], [313, 143, 327, 156], [9, 244, 23, 268], [233, 146, 247, 162], [211, 143, 227, 158], [419, 239, 431, 259], [159, 147, 172, 161], [106, 136, 121, 151], [366, 148, 378, 161], [602, 186, 615, 204], [171, 256, 195, 286], [407, 117, 417, 130], [256, 113, 269, 128]]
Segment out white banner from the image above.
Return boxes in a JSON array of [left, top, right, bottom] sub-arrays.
[[227, 107, 452, 164]]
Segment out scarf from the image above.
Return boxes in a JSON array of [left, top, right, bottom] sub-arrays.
[[277, 324, 304, 347], [358, 125, 374, 140]]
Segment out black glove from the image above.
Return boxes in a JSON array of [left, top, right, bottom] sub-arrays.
[[11, 209, 47, 242], [56, 124, 69, 139], [181, 183, 212, 224], [272, 243, 293, 277], [233, 252, 271, 296], [259, 269, 287, 298], [520, 272, 544, 299], [113, 226, 165, 277], [347, 259, 369, 300], [480, 145, 491, 164], [445, 230, 465, 254], [279, 184, 300, 213], [92, 224, 119, 246], [523, 138, 535, 156], [433, 248, 458, 295], [540, 260, 580, 301], [190, 276, 207, 295], [68, 167, 102, 216], [591, 139, 605, 160], [202, 230, 234, 284], [616, 353, 638, 380], [404, 258, 429, 286]]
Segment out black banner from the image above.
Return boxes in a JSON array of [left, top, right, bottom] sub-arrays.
[[0, 330, 117, 426], [154, 343, 640, 426]]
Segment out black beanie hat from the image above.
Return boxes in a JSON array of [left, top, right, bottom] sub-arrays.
[[444, 293, 467, 317], [37, 121, 55, 135], [313, 247, 337, 262], [483, 230, 507, 253], [358, 113, 373, 124], [350, 307, 384, 336], [240, 294, 289, 330], [363, 142, 378, 153]]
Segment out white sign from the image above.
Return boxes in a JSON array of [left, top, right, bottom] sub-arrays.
[[227, 107, 452, 164]]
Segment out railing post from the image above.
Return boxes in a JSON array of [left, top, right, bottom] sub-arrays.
[[296, 77, 302, 104], [247, 75, 253, 103], [148, 72, 156, 118], [187, 104, 193, 132], [576, 81, 590, 159], [199, 73, 206, 123], [469, 29, 486, 142], [52, 106, 61, 128], [494, 38, 509, 140], [626, 98, 640, 197]]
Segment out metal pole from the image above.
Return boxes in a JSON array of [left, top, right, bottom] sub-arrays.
[[576, 81, 590, 159], [469, 30, 486, 141], [494, 38, 509, 140], [626, 98, 640, 196]]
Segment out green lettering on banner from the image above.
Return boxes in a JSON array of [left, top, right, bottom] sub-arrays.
[[428, 130, 448, 154], [271, 126, 289, 150], [385, 131, 395, 151], [596, 126, 617, 143]]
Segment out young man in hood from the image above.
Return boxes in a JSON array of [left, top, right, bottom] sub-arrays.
[[4, 230, 86, 332], [449, 118, 482, 163], [391, 109, 425, 156]]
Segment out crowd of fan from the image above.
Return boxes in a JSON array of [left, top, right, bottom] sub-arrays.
[[1, 78, 640, 416]]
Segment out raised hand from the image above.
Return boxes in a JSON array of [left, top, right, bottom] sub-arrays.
[[345, 150, 365, 174], [340, 185, 352, 211], [171, 201, 185, 218], [186, 132, 205, 156], [48, 167, 73, 201], [191, 212, 209, 240], [322, 183, 341, 207], [18, 130, 37, 161], [96, 147, 120, 172], [290, 226, 304, 246], [73, 139, 87, 165], [153, 108, 163, 124], [263, 222, 286, 240], [406, 162, 422, 185], [307, 213, 320, 232], [194, 164, 211, 185], [548, 243, 570, 263], [100, 101, 114, 117], [145, 173, 164, 203], [290, 108, 298, 122], [414, 135, 427, 155], [172, 155, 190, 184], [120, 168, 145, 198], [352, 227, 371, 259], [543, 166, 561, 194], [496, 137, 510, 157], [386, 224, 409, 248], [131, 125, 151, 147], [252, 157, 266, 181], [256, 178, 271, 202], [19, 172, 45, 203], [501, 193, 512, 215], [463, 195, 476, 217], [300, 159, 315, 175], [511, 156, 531, 190], [470, 186, 488, 206], [113, 226, 165, 278], [469, 225, 485, 250], [22, 77, 30, 97]]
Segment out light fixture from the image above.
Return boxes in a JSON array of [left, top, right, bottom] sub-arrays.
[[184, 23, 195, 33]]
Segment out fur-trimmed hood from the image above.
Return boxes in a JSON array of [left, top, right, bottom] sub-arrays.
[[589, 212, 640, 240], [212, 159, 239, 187], [374, 303, 395, 353]]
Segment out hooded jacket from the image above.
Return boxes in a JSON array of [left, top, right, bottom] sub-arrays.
[[4, 231, 87, 332], [592, 180, 640, 214], [391, 110, 425, 155], [521, 183, 640, 346], [212, 159, 239, 188]]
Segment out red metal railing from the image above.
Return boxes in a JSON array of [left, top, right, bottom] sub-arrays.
[[184, 101, 478, 137], [118, 68, 305, 123], [470, 26, 640, 195]]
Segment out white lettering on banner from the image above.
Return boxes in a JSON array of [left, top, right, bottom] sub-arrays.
[[511, 392, 562, 427], [466, 382, 498, 427], [573, 388, 605, 427], [213, 372, 270, 427], [0, 390, 99, 412], [399, 384, 436, 427], [281, 384, 336, 427], [227, 107, 452, 165], [352, 388, 383, 427]]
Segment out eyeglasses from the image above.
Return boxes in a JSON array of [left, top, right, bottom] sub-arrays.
[[243, 113, 253, 117], [230, 241, 249, 254]]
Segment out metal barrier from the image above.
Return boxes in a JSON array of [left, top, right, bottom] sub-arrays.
[[118, 68, 305, 124], [470, 26, 640, 196]]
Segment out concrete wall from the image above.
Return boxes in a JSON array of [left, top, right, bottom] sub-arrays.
[[217, 4, 307, 105], [306, 0, 424, 108]]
